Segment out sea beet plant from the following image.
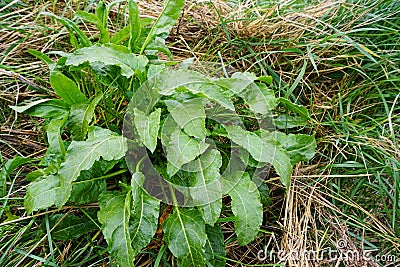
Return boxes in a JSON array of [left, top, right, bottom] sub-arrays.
[[3, 0, 316, 266]]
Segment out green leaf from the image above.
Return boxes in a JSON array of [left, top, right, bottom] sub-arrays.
[[95, 1, 107, 26], [65, 44, 149, 78], [185, 149, 222, 225], [10, 99, 69, 119], [98, 174, 160, 267], [279, 98, 309, 119], [205, 224, 226, 267], [41, 12, 91, 48], [50, 71, 88, 105], [274, 114, 307, 129], [1, 157, 34, 197], [25, 175, 60, 214], [24, 128, 126, 213], [68, 160, 117, 204], [110, 25, 130, 44], [271, 131, 316, 165], [163, 208, 207, 266], [165, 98, 206, 139], [9, 99, 52, 113], [222, 172, 262, 245], [68, 94, 103, 141], [128, 0, 141, 51], [45, 117, 66, 157], [166, 129, 209, 176], [27, 49, 55, 70], [225, 125, 292, 188], [216, 73, 277, 114], [98, 191, 135, 267], [43, 213, 99, 240], [129, 173, 160, 256], [76, 11, 110, 43], [155, 69, 235, 111], [140, 0, 184, 53], [133, 108, 161, 153], [55, 127, 127, 207]]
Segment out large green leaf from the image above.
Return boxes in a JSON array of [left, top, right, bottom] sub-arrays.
[[140, 0, 184, 53], [205, 224, 226, 267], [133, 108, 161, 153], [56, 127, 127, 207], [65, 44, 148, 78], [185, 149, 222, 225], [222, 172, 262, 245], [98, 191, 135, 266], [25, 175, 60, 214], [43, 213, 99, 241], [165, 98, 206, 139], [225, 125, 292, 188], [25, 127, 127, 213], [155, 70, 234, 111], [98, 174, 160, 267], [50, 71, 88, 105], [129, 173, 160, 256], [165, 129, 209, 176], [163, 208, 207, 266]]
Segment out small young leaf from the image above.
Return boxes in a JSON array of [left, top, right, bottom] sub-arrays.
[[68, 94, 102, 141], [41, 12, 91, 48], [10, 99, 52, 113], [95, 0, 107, 26], [43, 213, 99, 240], [50, 71, 88, 105], [140, 0, 184, 54], [110, 25, 130, 44], [217, 73, 277, 114], [27, 49, 55, 70], [205, 224, 226, 267], [270, 131, 316, 165], [10, 99, 69, 119], [128, 0, 141, 51], [45, 117, 66, 157], [279, 98, 310, 119], [222, 172, 262, 245], [163, 207, 207, 266], [164, 98, 206, 139], [76, 11, 110, 43], [133, 108, 161, 153], [65, 44, 148, 78], [0, 157, 34, 197]]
